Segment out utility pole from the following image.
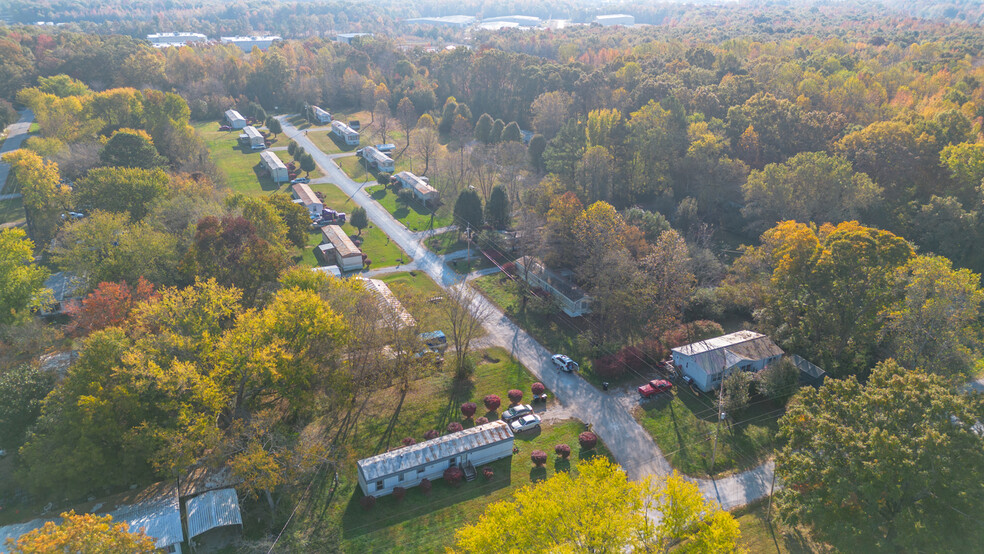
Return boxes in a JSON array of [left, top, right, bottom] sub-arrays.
[[709, 369, 726, 475], [465, 223, 471, 261]]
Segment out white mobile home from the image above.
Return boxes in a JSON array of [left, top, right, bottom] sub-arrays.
[[260, 151, 289, 183], [671, 331, 785, 393], [224, 109, 247, 129], [312, 106, 332, 124], [291, 183, 323, 217], [514, 257, 591, 317], [361, 146, 395, 172], [321, 225, 363, 271], [393, 171, 439, 204], [359, 277, 416, 328], [241, 125, 265, 149], [332, 120, 360, 145], [357, 421, 514, 497]]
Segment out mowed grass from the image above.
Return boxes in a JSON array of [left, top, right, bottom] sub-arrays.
[[299, 182, 409, 270], [367, 184, 452, 232], [634, 388, 781, 478], [285, 346, 610, 552], [192, 121, 321, 195], [426, 229, 466, 254], [375, 271, 445, 332], [0, 197, 25, 226], [727, 499, 832, 554]]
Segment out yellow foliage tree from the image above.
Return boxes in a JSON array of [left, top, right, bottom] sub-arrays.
[[7, 511, 156, 553]]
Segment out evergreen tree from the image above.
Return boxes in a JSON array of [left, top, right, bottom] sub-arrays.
[[484, 186, 510, 229], [453, 189, 484, 231], [475, 113, 494, 144]]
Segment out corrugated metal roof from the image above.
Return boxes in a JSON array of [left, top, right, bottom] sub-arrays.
[[292, 183, 320, 207], [672, 332, 784, 377], [0, 519, 49, 553], [363, 146, 393, 165], [332, 120, 358, 135], [360, 278, 416, 328], [672, 330, 766, 357], [359, 421, 513, 482], [260, 150, 286, 170], [243, 125, 262, 139], [321, 225, 361, 258], [313, 106, 330, 117], [109, 482, 183, 549], [186, 488, 242, 539], [225, 109, 245, 122]]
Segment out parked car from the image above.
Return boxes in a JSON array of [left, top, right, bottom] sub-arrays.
[[349, 120, 361, 130], [419, 330, 447, 352], [551, 354, 578, 372], [510, 414, 541, 433], [501, 404, 533, 422], [291, 177, 310, 184], [637, 379, 673, 398], [218, 125, 231, 131]]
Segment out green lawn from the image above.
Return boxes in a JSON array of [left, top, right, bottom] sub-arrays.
[[286, 346, 610, 552], [337, 150, 413, 182], [0, 197, 25, 226], [728, 500, 831, 554], [299, 182, 409, 270], [28, 123, 39, 133], [426, 230, 466, 254], [634, 389, 782, 478], [367, 184, 452, 232], [192, 121, 321, 195], [375, 271, 445, 332]]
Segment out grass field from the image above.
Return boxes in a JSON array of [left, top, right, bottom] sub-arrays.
[[367, 184, 452, 232], [729, 500, 831, 553], [286, 346, 610, 552], [0, 197, 25, 226], [634, 389, 782, 478], [425, 230, 466, 254], [337, 150, 413, 182]]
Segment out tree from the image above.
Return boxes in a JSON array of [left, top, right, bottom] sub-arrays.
[[528, 133, 546, 172], [0, 364, 56, 450], [396, 97, 416, 150], [484, 186, 510, 229], [3, 150, 71, 247], [439, 96, 457, 135], [453, 457, 742, 553], [500, 121, 521, 143], [776, 360, 984, 552], [721, 370, 753, 416], [574, 146, 614, 203], [0, 229, 52, 325], [7, 511, 156, 553], [939, 142, 984, 204], [350, 207, 368, 236], [531, 91, 572, 140], [265, 116, 282, 138], [474, 113, 493, 144], [73, 166, 169, 221], [264, 193, 310, 249], [373, 98, 392, 144], [411, 126, 440, 174], [99, 128, 166, 169], [288, 140, 297, 157], [66, 277, 158, 335], [489, 119, 505, 143], [453, 189, 483, 231], [440, 284, 492, 378], [641, 229, 696, 332], [755, 358, 799, 402], [300, 153, 316, 176]]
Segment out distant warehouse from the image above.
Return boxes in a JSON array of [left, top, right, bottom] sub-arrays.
[[147, 32, 207, 48], [221, 35, 281, 52], [594, 14, 635, 26], [260, 151, 289, 183]]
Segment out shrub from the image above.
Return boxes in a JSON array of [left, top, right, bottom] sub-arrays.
[[593, 345, 647, 380], [475, 416, 489, 425], [461, 402, 477, 418], [579, 431, 598, 450], [397, 188, 414, 204], [443, 466, 465, 486], [530, 450, 548, 466], [636, 338, 669, 366], [507, 389, 523, 404], [531, 382, 545, 396], [420, 478, 432, 494], [502, 261, 517, 275], [376, 171, 391, 185], [447, 422, 464, 433], [359, 495, 376, 510], [393, 487, 406, 501], [401, 437, 416, 447], [555, 444, 571, 459], [483, 394, 501, 412], [423, 430, 439, 440], [660, 320, 724, 349], [482, 466, 494, 480]]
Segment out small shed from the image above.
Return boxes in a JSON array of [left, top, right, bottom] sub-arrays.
[[332, 120, 360, 145], [224, 109, 246, 129], [357, 421, 514, 497], [108, 482, 185, 553], [312, 265, 342, 278], [321, 225, 363, 271], [291, 183, 323, 217], [185, 488, 243, 551], [789, 354, 827, 388], [260, 151, 289, 183], [312, 106, 332, 124]]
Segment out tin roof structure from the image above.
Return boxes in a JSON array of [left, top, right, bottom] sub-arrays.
[[185, 488, 242, 539]]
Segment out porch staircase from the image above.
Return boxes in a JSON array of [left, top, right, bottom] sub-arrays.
[[463, 461, 477, 482]]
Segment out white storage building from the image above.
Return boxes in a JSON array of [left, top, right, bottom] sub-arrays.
[[357, 421, 514, 497], [321, 225, 364, 271], [393, 171, 439, 204], [291, 183, 323, 217], [362, 145, 395, 173], [671, 331, 785, 393], [260, 151, 289, 183], [221, 35, 281, 52], [147, 32, 207, 47], [241, 125, 265, 149], [312, 106, 332, 124], [332, 120, 360, 145], [224, 109, 247, 129], [594, 14, 635, 26]]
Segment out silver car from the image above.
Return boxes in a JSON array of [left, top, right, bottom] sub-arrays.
[[510, 414, 541, 433]]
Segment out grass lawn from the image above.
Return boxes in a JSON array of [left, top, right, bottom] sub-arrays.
[[299, 182, 409, 270], [337, 150, 413, 182], [288, 346, 611, 552], [0, 197, 25, 226], [728, 499, 831, 553], [367, 184, 452, 232], [375, 271, 445, 332], [634, 388, 782, 478], [28, 123, 39, 133], [426, 230, 466, 254], [192, 121, 321, 195]]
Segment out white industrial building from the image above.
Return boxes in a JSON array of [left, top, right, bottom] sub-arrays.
[[357, 421, 514, 497], [514, 257, 591, 318], [291, 183, 323, 217], [594, 14, 635, 26], [671, 331, 785, 393], [336, 32, 372, 44], [147, 32, 207, 47], [361, 145, 395, 173], [405, 15, 476, 27], [312, 106, 332, 124], [332, 120, 360, 145], [320, 225, 364, 271], [483, 15, 542, 27], [260, 151, 289, 183], [224, 109, 247, 129], [221, 35, 282, 52], [393, 171, 439, 204], [241, 125, 265, 149]]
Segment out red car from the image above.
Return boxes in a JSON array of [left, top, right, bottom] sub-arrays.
[[637, 379, 673, 398]]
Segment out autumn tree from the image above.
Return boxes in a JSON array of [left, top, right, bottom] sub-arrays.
[[500, 121, 521, 143], [0, 229, 52, 325], [531, 91, 572, 140], [440, 284, 492, 378], [3, 150, 70, 247], [776, 360, 984, 552], [7, 511, 156, 554], [411, 125, 440, 174], [66, 277, 158, 335], [73, 166, 169, 220], [350, 207, 368, 236], [0, 364, 56, 450], [264, 193, 310, 249], [99, 128, 166, 169], [396, 97, 416, 150]]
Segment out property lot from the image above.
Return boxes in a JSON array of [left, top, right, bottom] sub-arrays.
[[367, 184, 452, 232]]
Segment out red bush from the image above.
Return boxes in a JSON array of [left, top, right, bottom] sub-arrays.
[[393, 487, 406, 501], [507, 389, 523, 404], [461, 402, 477, 418], [555, 444, 571, 459], [579, 431, 598, 450], [475, 416, 489, 425], [401, 437, 416, 447], [593, 345, 647, 379], [423, 430, 439, 440], [483, 394, 501, 412], [502, 262, 517, 275], [444, 466, 465, 486], [530, 450, 548, 466], [447, 422, 464, 433], [636, 338, 669, 365], [420, 478, 432, 494], [482, 466, 494, 480], [359, 495, 376, 510], [531, 382, 546, 396]]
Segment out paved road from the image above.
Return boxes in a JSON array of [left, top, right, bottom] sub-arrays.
[[279, 115, 775, 509], [0, 109, 35, 195]]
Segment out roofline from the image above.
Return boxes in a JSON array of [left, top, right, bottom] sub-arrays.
[[358, 433, 513, 482]]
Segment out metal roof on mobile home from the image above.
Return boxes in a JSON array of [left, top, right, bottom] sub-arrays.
[[186, 488, 243, 539], [243, 125, 263, 139], [358, 421, 513, 482]]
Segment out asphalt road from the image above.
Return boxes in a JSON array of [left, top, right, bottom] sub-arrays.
[[0, 109, 35, 198]]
